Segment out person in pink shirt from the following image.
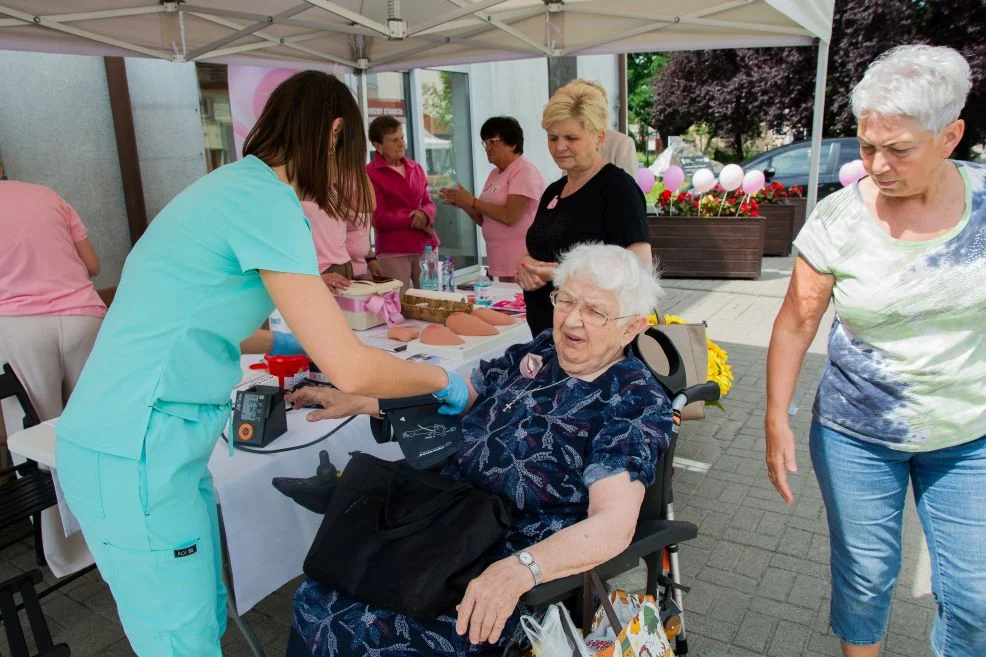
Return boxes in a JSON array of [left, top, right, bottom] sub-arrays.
[[345, 219, 383, 280], [365, 116, 439, 290], [440, 116, 545, 282], [303, 200, 355, 294], [0, 169, 106, 422]]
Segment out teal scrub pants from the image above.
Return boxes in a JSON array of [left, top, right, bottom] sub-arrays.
[[56, 403, 230, 657]]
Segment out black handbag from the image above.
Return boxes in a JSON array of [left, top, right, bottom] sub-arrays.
[[303, 452, 513, 618]]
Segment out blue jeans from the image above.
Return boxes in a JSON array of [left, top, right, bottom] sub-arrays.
[[810, 420, 986, 657]]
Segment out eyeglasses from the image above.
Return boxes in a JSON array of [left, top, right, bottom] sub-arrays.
[[481, 137, 502, 149], [549, 290, 636, 327]]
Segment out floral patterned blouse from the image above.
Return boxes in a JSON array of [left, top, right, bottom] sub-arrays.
[[291, 331, 673, 657]]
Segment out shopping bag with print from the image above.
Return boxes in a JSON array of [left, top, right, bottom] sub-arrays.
[[583, 573, 674, 657]]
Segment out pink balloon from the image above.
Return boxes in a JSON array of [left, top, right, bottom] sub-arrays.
[[662, 165, 685, 191], [636, 167, 656, 194], [839, 159, 867, 186], [741, 170, 766, 195]]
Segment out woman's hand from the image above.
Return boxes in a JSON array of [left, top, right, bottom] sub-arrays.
[[409, 210, 430, 231], [321, 272, 351, 295], [516, 255, 555, 291], [764, 416, 798, 504], [285, 386, 378, 421], [455, 557, 532, 645], [439, 183, 475, 209], [367, 258, 384, 278]]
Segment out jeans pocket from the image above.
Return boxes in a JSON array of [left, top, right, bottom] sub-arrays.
[[54, 439, 104, 520]]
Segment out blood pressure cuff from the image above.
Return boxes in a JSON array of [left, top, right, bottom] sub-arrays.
[[370, 395, 463, 469]]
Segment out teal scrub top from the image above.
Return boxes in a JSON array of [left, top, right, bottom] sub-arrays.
[[58, 155, 319, 459]]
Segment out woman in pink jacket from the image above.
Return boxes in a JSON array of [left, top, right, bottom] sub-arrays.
[[365, 116, 439, 290]]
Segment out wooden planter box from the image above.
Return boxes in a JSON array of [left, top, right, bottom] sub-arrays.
[[789, 197, 808, 240], [758, 203, 796, 256], [648, 215, 765, 279]]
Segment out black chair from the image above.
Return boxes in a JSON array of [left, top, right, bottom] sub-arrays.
[[0, 363, 51, 567], [0, 570, 70, 657], [521, 330, 721, 656]]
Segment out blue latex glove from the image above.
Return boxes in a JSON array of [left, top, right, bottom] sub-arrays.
[[270, 331, 307, 356], [434, 369, 469, 416]]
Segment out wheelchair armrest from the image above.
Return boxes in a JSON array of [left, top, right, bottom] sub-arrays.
[[521, 519, 697, 608]]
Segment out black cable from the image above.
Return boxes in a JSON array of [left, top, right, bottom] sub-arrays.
[[220, 415, 357, 454]]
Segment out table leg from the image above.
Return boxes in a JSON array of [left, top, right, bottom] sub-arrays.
[[218, 505, 268, 657]]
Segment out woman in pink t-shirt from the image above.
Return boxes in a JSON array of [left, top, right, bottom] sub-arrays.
[[0, 174, 105, 422], [303, 200, 355, 295], [440, 116, 544, 281]]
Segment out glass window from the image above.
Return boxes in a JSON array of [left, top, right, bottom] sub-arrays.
[[837, 140, 861, 166], [196, 63, 236, 172], [416, 70, 477, 270], [366, 72, 415, 159], [770, 143, 833, 177]]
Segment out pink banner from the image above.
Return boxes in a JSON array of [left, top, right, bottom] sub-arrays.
[[228, 65, 300, 159]]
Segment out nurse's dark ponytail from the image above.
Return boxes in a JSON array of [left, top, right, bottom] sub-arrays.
[[243, 70, 373, 225]]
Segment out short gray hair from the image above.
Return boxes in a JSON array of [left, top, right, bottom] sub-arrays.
[[553, 243, 663, 318], [851, 45, 971, 133]]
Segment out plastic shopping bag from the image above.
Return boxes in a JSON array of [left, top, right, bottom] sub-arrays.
[[520, 602, 591, 657]]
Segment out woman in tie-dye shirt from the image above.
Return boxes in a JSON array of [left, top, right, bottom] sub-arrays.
[[766, 46, 986, 657]]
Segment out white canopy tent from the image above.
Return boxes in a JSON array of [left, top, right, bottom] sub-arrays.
[[0, 0, 835, 209]]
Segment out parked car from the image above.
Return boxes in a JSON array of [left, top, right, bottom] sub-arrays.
[[744, 137, 860, 200]]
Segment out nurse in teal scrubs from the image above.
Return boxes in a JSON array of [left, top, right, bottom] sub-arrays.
[[54, 71, 468, 657]]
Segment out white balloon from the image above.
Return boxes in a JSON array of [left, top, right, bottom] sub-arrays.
[[718, 164, 744, 192], [692, 168, 716, 194]]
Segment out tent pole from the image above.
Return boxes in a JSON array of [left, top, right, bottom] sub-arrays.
[[356, 69, 370, 163], [806, 38, 829, 215]]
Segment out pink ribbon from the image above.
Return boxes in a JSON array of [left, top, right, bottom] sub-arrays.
[[337, 290, 404, 326]]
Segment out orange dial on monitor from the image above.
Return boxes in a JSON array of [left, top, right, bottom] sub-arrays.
[[237, 423, 254, 441]]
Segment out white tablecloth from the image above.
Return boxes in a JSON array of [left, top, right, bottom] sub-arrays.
[[9, 298, 531, 614]]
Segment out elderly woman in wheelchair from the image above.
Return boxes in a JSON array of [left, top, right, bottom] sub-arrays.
[[284, 243, 672, 656]]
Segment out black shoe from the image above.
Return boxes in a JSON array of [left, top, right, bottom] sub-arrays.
[[271, 450, 338, 514]]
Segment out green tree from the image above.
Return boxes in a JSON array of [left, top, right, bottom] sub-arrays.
[[422, 71, 453, 137], [626, 53, 668, 162], [650, 0, 986, 160]]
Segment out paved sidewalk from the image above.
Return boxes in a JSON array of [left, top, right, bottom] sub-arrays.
[[1, 257, 938, 657]]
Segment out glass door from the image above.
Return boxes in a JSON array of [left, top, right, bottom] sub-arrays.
[[416, 70, 477, 271]]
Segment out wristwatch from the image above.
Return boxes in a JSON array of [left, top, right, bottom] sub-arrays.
[[516, 550, 543, 586]]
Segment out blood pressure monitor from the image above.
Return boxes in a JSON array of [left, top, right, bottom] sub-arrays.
[[232, 385, 288, 448]]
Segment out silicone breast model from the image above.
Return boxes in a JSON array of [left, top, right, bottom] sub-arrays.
[[420, 324, 465, 345], [387, 326, 419, 342], [446, 312, 497, 336], [471, 307, 515, 326]]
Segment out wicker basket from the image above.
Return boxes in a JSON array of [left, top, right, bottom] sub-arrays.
[[400, 292, 473, 324]]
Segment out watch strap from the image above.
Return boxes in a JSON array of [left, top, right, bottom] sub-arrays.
[[518, 551, 543, 586]]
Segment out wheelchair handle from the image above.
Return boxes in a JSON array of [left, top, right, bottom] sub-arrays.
[[673, 381, 721, 411]]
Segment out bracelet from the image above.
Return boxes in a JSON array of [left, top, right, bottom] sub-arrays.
[[470, 197, 477, 209]]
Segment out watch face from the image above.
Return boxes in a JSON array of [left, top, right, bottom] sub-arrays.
[[518, 551, 533, 565]]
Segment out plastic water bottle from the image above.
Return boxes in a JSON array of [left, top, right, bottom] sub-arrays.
[[419, 246, 439, 291], [442, 256, 456, 292], [474, 266, 493, 307]]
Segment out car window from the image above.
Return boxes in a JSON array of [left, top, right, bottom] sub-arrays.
[[770, 143, 833, 177], [749, 157, 771, 172], [838, 140, 861, 166]]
